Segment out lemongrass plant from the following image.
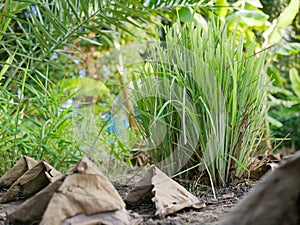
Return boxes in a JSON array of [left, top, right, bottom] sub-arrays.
[[132, 20, 268, 187]]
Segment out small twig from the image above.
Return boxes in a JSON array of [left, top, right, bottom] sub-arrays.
[[244, 44, 274, 61], [88, 96, 133, 154]]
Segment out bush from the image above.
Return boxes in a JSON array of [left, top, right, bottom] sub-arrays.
[[133, 20, 268, 188], [0, 74, 82, 175]]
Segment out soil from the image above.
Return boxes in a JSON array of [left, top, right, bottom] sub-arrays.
[[120, 182, 256, 225], [0, 182, 256, 225], [0, 194, 24, 225]]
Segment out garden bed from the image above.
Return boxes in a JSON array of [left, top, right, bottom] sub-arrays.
[[0, 181, 254, 225]]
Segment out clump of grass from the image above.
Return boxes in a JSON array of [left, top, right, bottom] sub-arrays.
[[0, 67, 82, 175], [133, 19, 268, 188]]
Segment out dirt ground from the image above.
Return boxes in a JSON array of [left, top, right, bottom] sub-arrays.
[[0, 181, 255, 225], [0, 196, 24, 225], [121, 182, 255, 225]]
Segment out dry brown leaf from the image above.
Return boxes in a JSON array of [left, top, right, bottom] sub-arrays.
[[61, 209, 135, 225], [0, 160, 61, 203], [124, 165, 206, 217], [247, 151, 288, 180], [0, 156, 37, 189], [6, 177, 64, 224], [7, 156, 135, 225], [40, 156, 128, 225]]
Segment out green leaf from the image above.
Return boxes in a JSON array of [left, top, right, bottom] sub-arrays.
[[215, 0, 228, 18], [178, 7, 208, 29], [267, 115, 283, 128], [193, 13, 208, 30], [237, 10, 269, 27], [267, 66, 285, 86], [264, 0, 300, 46], [0, 50, 16, 83], [277, 0, 299, 28], [142, 0, 201, 9], [245, 0, 263, 8], [59, 77, 110, 97], [289, 68, 300, 97], [269, 85, 294, 96], [227, 154, 249, 172], [79, 36, 103, 46], [178, 7, 192, 23], [275, 43, 300, 56]]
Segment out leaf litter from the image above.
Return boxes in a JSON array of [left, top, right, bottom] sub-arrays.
[[0, 152, 299, 225]]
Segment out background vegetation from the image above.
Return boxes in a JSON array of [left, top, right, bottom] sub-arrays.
[[0, 0, 299, 188]]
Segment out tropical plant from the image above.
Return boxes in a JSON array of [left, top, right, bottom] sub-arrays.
[[0, 69, 82, 174], [0, 0, 213, 175], [133, 19, 268, 190], [215, 0, 300, 151], [0, 0, 154, 174], [0, 0, 297, 183], [261, 0, 300, 150]]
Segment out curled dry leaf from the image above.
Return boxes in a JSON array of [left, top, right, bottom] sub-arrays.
[[41, 156, 132, 225], [8, 156, 136, 225], [6, 177, 65, 224], [124, 165, 206, 217], [61, 209, 133, 225], [0, 156, 37, 189], [0, 160, 61, 203], [247, 152, 286, 180]]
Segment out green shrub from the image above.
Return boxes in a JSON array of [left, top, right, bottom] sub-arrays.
[[133, 20, 268, 188], [0, 72, 82, 175]]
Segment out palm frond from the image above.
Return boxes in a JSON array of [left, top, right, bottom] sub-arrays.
[[141, 0, 210, 9], [0, 0, 153, 75]]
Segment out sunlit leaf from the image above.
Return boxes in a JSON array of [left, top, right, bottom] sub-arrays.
[[267, 115, 283, 128], [215, 0, 228, 18], [245, 0, 263, 8], [193, 13, 208, 30], [269, 85, 294, 96], [0, 50, 16, 83], [289, 68, 300, 98], [60, 77, 110, 96], [276, 0, 299, 28], [237, 10, 269, 27], [141, 0, 207, 9], [263, 0, 299, 46], [79, 36, 103, 46], [275, 43, 300, 56]]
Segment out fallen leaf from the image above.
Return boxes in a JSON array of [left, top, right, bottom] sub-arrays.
[[6, 177, 64, 224], [222, 192, 235, 199], [7, 156, 136, 225], [0, 156, 37, 189], [0, 160, 61, 203], [124, 165, 206, 217], [61, 209, 134, 225], [40, 156, 133, 225]]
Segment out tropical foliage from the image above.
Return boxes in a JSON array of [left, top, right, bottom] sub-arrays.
[[0, 0, 154, 173], [0, 0, 299, 189]]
